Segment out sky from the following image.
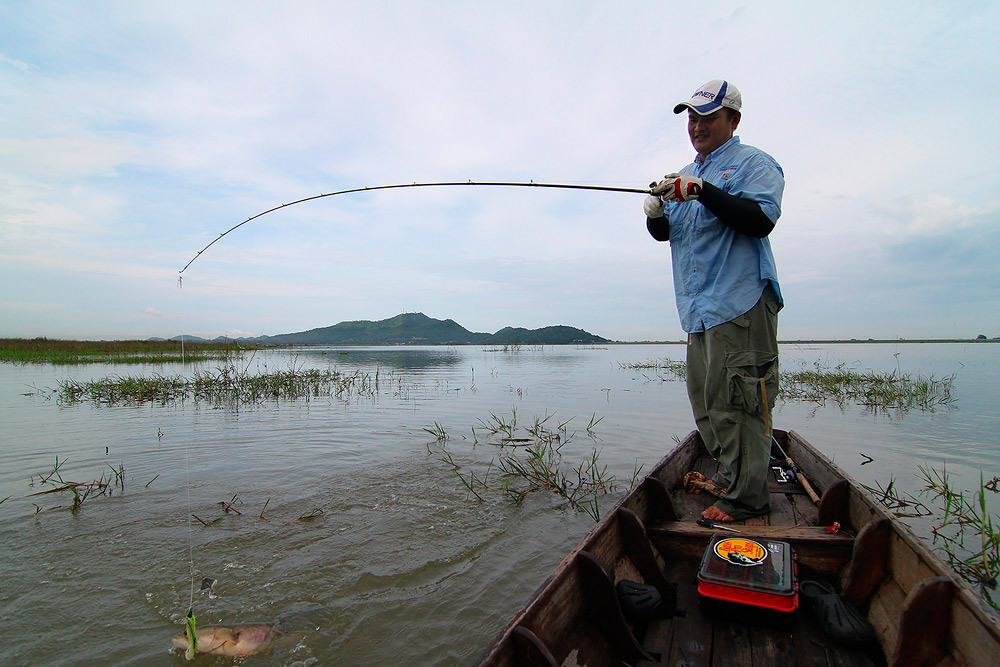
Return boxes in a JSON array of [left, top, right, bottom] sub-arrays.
[[1, 1, 998, 342]]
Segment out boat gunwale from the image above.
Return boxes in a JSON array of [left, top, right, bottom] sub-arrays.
[[786, 430, 1000, 662], [474, 431, 701, 664]]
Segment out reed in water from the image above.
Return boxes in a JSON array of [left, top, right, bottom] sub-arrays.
[[864, 466, 999, 612], [426, 410, 614, 521], [620, 357, 954, 413]]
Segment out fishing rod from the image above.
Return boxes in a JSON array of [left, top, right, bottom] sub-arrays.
[[772, 435, 821, 504], [179, 180, 654, 274]]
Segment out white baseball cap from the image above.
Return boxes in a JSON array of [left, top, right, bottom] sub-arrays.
[[673, 80, 742, 115]]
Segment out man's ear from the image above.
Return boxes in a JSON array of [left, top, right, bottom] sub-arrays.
[[730, 111, 742, 131]]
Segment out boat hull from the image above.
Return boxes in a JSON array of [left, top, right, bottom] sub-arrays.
[[474, 429, 1000, 667]]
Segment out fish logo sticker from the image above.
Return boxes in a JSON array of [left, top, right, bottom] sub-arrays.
[[714, 538, 768, 567]]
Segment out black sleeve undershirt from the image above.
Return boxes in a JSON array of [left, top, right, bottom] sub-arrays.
[[698, 181, 775, 238], [645, 181, 775, 241], [646, 215, 670, 242]]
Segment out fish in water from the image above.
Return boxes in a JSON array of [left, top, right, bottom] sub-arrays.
[[171, 622, 284, 657]]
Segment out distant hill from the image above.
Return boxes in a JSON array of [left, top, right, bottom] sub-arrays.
[[166, 313, 608, 346], [490, 325, 606, 345], [261, 313, 487, 345]]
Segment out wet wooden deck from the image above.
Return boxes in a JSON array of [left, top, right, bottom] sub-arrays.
[[477, 430, 1000, 667], [633, 560, 883, 667], [633, 452, 885, 667]]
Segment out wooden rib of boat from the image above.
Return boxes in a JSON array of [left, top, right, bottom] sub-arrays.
[[474, 429, 1000, 666]]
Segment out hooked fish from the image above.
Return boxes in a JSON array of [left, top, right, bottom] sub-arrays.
[[171, 622, 284, 657]]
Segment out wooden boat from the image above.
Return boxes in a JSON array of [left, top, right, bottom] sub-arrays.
[[475, 429, 1000, 666]]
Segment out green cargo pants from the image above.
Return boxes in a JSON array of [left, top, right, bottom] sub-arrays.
[[686, 285, 780, 520]]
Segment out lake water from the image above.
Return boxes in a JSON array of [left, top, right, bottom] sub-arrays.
[[1, 342, 997, 665]]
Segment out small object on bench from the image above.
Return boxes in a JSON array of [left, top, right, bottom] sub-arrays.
[[696, 518, 741, 533], [683, 471, 726, 496]]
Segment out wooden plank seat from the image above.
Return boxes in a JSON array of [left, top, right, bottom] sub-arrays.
[[647, 521, 855, 577]]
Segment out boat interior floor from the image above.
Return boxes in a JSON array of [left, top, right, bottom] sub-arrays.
[[633, 561, 885, 667], [672, 451, 821, 528], [633, 453, 885, 666]]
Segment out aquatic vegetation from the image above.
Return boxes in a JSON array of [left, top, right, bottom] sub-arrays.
[[218, 494, 242, 515], [27, 455, 126, 513], [54, 365, 378, 406], [618, 358, 687, 380], [619, 357, 955, 414], [426, 410, 615, 521], [482, 344, 523, 353], [497, 442, 615, 522], [0, 337, 252, 365], [918, 467, 999, 597], [297, 507, 326, 521], [780, 360, 955, 413], [422, 422, 449, 442], [192, 495, 284, 526], [57, 374, 191, 404], [864, 466, 1000, 612]]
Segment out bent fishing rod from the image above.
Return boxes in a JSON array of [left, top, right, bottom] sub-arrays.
[[178, 180, 656, 274]]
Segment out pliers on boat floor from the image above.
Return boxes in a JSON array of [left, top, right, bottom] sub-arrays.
[[696, 518, 741, 532]]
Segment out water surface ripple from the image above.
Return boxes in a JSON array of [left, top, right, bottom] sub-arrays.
[[0, 343, 996, 665]]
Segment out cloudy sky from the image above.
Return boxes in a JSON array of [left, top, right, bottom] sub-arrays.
[[2, 1, 997, 342]]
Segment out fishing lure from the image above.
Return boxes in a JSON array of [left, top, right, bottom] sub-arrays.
[[184, 609, 198, 661]]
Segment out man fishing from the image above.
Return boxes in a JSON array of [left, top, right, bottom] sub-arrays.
[[644, 79, 785, 522]]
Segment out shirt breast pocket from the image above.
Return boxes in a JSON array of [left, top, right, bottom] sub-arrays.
[[717, 165, 739, 185]]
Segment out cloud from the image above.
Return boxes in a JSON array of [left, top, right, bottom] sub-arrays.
[[0, 2, 998, 340], [0, 136, 142, 180], [0, 53, 36, 71]]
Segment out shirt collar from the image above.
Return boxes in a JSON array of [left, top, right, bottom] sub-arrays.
[[695, 135, 741, 164]]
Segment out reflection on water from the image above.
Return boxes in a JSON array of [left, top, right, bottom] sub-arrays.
[[291, 345, 466, 371], [0, 343, 997, 665]]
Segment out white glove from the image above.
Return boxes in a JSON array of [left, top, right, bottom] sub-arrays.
[[659, 172, 704, 202], [643, 194, 665, 218]]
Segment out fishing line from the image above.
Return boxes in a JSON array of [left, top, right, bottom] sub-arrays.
[[182, 426, 198, 658], [170, 178, 651, 652], [185, 445, 195, 608], [175, 388, 205, 658], [178, 180, 653, 274]]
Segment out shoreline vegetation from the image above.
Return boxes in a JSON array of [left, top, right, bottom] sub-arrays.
[[1, 336, 996, 365], [20, 341, 955, 415], [0, 338, 258, 365]]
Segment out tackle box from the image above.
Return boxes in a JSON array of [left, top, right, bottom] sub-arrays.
[[696, 534, 799, 619]]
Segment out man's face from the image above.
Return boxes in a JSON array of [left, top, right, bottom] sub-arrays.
[[688, 109, 740, 157]]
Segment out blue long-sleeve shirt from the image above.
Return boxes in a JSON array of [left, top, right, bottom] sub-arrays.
[[656, 136, 785, 333]]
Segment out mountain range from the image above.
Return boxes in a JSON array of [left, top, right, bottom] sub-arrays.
[[159, 312, 609, 346]]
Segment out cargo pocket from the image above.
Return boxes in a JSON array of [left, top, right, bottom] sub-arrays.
[[724, 350, 778, 415]]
